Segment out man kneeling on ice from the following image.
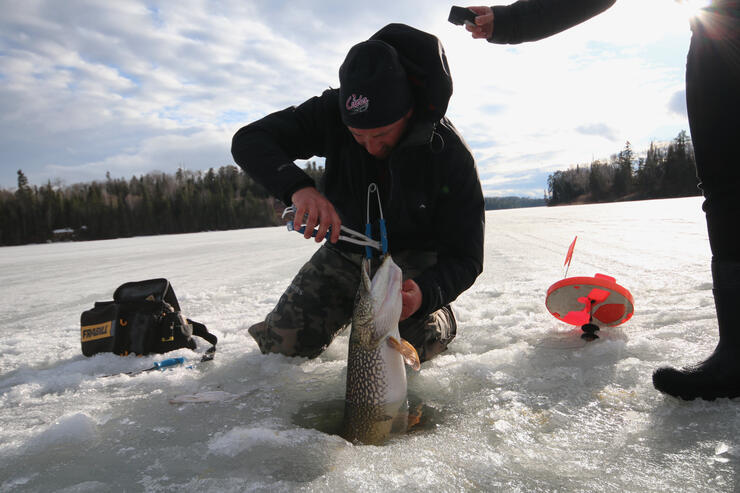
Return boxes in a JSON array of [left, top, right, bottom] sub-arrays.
[[231, 24, 484, 363]]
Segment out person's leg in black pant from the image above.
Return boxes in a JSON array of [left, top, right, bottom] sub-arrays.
[[652, 9, 740, 400]]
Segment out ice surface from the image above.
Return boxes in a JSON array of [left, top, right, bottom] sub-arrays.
[[1, 197, 738, 492]]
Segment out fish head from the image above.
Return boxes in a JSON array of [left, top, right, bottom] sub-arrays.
[[352, 255, 402, 350]]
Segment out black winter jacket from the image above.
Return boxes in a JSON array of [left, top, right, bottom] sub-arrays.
[[231, 42, 484, 318], [489, 0, 738, 46], [489, 0, 616, 44]]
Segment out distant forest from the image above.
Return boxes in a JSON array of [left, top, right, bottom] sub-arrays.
[[0, 159, 543, 246], [485, 196, 545, 210], [1, 130, 700, 246], [1, 164, 320, 246], [546, 130, 700, 205]]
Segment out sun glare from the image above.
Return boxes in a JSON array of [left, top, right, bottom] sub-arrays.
[[676, 0, 712, 20]]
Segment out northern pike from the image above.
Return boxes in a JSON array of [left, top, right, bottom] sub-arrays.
[[342, 255, 421, 445]]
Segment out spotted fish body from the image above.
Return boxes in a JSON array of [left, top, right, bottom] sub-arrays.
[[343, 255, 409, 445]]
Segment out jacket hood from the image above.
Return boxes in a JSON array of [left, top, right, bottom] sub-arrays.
[[369, 24, 453, 125]]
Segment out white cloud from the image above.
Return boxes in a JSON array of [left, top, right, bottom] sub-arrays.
[[44, 128, 234, 184], [575, 123, 620, 142], [0, 0, 694, 196]]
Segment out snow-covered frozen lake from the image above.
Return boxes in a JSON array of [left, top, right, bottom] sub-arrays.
[[1, 196, 738, 492]]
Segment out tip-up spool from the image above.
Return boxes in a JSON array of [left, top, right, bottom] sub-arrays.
[[545, 273, 634, 340]]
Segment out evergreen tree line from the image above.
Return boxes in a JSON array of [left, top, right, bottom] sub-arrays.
[[546, 130, 700, 206], [485, 196, 545, 210], [0, 162, 323, 246]]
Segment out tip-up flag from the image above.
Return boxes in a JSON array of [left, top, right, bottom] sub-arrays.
[[563, 236, 577, 277]]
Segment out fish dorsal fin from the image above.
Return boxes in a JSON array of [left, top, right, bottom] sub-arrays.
[[387, 336, 421, 371]]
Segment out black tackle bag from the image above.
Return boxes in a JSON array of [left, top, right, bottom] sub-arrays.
[[80, 278, 217, 357]]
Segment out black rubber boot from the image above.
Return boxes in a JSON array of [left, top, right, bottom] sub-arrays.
[[652, 259, 740, 400]]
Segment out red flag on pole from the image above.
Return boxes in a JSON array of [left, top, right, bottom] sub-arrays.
[[563, 236, 577, 276]]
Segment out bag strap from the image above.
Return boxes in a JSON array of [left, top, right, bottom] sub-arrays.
[[114, 278, 181, 312], [188, 319, 218, 360]]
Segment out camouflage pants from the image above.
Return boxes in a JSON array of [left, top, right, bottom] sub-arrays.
[[248, 243, 456, 362]]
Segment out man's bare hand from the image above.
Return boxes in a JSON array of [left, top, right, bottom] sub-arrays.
[[291, 187, 342, 243], [465, 6, 494, 39], [400, 278, 422, 321]]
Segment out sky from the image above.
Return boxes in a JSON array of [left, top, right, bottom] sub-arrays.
[[0, 0, 706, 197]]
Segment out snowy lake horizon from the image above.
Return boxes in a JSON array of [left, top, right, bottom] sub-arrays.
[[1, 196, 738, 492]]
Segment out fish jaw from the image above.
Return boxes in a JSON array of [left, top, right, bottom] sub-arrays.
[[351, 259, 378, 350], [370, 255, 403, 338], [352, 256, 402, 350]]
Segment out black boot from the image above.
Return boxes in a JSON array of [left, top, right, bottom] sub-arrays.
[[652, 259, 740, 400]]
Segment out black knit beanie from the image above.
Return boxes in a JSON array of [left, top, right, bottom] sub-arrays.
[[338, 40, 412, 129]]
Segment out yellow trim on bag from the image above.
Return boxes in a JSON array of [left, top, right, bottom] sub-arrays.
[[81, 321, 112, 342]]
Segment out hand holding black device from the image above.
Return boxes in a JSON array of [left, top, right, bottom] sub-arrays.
[[448, 6, 477, 26]]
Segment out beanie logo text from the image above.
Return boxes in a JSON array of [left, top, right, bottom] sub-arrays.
[[345, 94, 369, 115]]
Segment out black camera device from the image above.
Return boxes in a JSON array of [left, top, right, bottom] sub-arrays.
[[448, 6, 477, 26]]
